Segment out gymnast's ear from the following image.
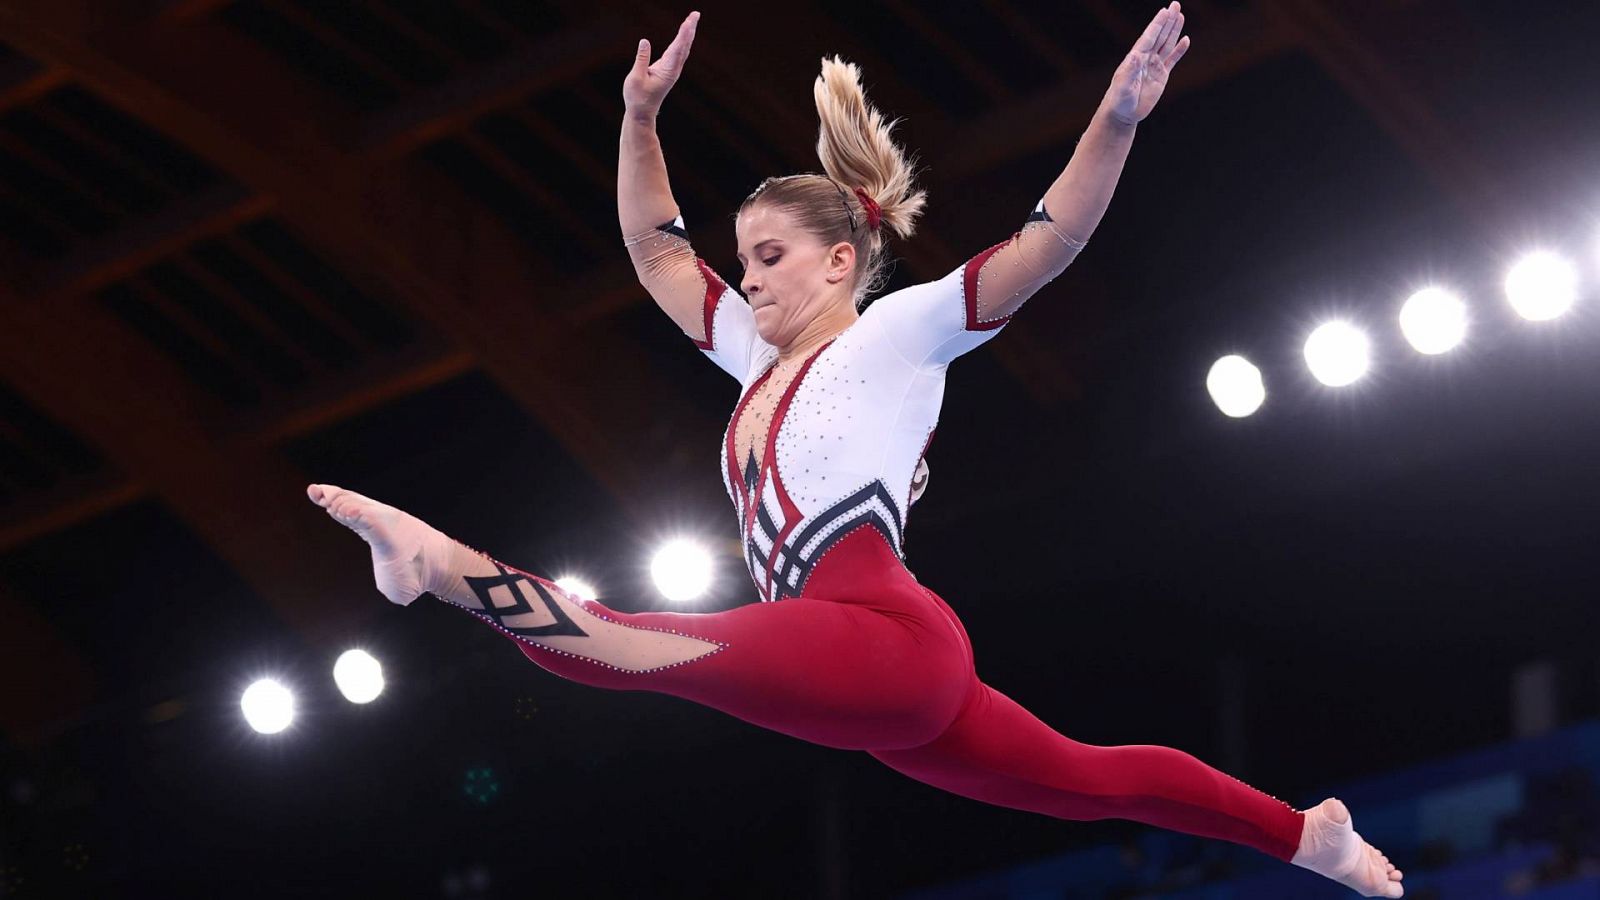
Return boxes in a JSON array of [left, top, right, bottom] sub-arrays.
[[824, 240, 857, 285]]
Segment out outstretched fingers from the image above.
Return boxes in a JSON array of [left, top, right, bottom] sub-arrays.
[[1133, 5, 1169, 54], [1159, 4, 1186, 57], [1166, 34, 1191, 69], [655, 10, 700, 76]]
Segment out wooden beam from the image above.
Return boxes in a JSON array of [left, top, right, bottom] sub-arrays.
[[32, 98, 186, 197], [358, 19, 623, 160], [167, 250, 324, 374], [982, 0, 1079, 78], [565, 261, 652, 327], [879, 0, 1012, 104], [0, 471, 144, 551], [0, 2, 717, 513], [222, 346, 477, 449], [566, 79, 727, 213], [939, 9, 1295, 178], [0, 280, 381, 643], [30, 184, 270, 299], [457, 129, 612, 255], [361, 3, 620, 224], [0, 54, 66, 113], [1258, 0, 1509, 230], [0, 345, 478, 553]]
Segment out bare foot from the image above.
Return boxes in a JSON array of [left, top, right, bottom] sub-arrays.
[[307, 483, 452, 606], [1291, 798, 1404, 897]]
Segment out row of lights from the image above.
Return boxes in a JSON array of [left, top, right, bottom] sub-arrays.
[[1206, 247, 1593, 417], [242, 543, 719, 734]]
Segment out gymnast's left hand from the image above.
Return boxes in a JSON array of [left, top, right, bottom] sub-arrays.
[[1104, 2, 1192, 126]]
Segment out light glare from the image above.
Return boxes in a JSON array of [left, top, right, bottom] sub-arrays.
[[241, 679, 295, 734], [650, 539, 713, 602], [1303, 321, 1371, 387], [1399, 287, 1468, 354], [1205, 355, 1265, 418], [554, 576, 597, 602], [333, 649, 385, 704], [1505, 251, 1577, 321]]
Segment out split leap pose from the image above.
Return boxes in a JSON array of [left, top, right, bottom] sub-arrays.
[[310, 5, 1401, 895]]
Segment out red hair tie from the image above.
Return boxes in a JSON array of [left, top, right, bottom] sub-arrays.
[[852, 187, 882, 231]]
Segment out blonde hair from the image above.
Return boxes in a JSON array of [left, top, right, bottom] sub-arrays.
[[740, 56, 926, 304]]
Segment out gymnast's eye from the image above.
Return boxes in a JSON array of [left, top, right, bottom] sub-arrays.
[[762, 256, 781, 266]]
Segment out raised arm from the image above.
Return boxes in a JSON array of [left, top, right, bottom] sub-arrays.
[[619, 12, 706, 332], [867, 4, 1191, 369], [969, 2, 1191, 325], [619, 12, 761, 380]]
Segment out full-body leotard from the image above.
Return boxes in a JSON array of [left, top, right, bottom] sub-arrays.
[[439, 206, 1306, 861]]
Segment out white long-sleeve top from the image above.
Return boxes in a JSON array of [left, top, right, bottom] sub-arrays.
[[630, 204, 1078, 601]]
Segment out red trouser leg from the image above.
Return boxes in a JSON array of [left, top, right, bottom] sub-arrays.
[[447, 526, 1302, 860], [869, 681, 1305, 861], [443, 532, 970, 751]]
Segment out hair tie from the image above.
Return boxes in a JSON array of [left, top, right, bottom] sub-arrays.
[[852, 187, 882, 231]]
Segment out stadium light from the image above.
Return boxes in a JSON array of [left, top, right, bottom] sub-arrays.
[[1206, 355, 1266, 417], [1506, 251, 1577, 321], [333, 649, 385, 704], [650, 539, 713, 602], [1399, 287, 1468, 355], [241, 678, 295, 734], [554, 576, 598, 603], [1304, 321, 1371, 387]]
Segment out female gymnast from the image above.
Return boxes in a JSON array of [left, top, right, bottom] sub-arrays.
[[308, 4, 1403, 895]]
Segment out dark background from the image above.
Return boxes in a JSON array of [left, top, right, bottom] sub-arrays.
[[0, 0, 1597, 896]]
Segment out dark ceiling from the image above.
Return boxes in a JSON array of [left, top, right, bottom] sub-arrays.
[[1, 0, 1597, 896]]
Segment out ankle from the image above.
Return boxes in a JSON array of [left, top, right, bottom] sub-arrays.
[[423, 533, 501, 604]]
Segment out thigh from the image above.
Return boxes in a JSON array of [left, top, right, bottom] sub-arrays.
[[473, 570, 971, 751], [618, 597, 970, 749]]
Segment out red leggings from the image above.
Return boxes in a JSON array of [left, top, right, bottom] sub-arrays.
[[449, 525, 1303, 861]]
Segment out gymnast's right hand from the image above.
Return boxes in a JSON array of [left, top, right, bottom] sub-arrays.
[[624, 11, 699, 120]]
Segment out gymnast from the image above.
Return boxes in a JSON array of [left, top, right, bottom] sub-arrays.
[[309, 5, 1402, 895]]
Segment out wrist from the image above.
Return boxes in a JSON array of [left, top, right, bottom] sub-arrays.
[[1094, 99, 1140, 133], [625, 107, 659, 128]]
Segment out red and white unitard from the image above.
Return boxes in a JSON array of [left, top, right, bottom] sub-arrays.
[[444, 206, 1305, 860]]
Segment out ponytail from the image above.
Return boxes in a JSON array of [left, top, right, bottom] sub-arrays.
[[740, 57, 926, 304], [813, 55, 925, 241]]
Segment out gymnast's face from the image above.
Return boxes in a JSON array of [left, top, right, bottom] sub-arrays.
[[735, 203, 857, 347]]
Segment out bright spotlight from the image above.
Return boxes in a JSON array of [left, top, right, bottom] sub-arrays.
[[1505, 251, 1577, 321], [241, 678, 295, 734], [1303, 321, 1371, 387], [1205, 355, 1265, 417], [333, 649, 385, 704], [1399, 287, 1468, 354], [554, 576, 597, 603], [650, 539, 713, 602]]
